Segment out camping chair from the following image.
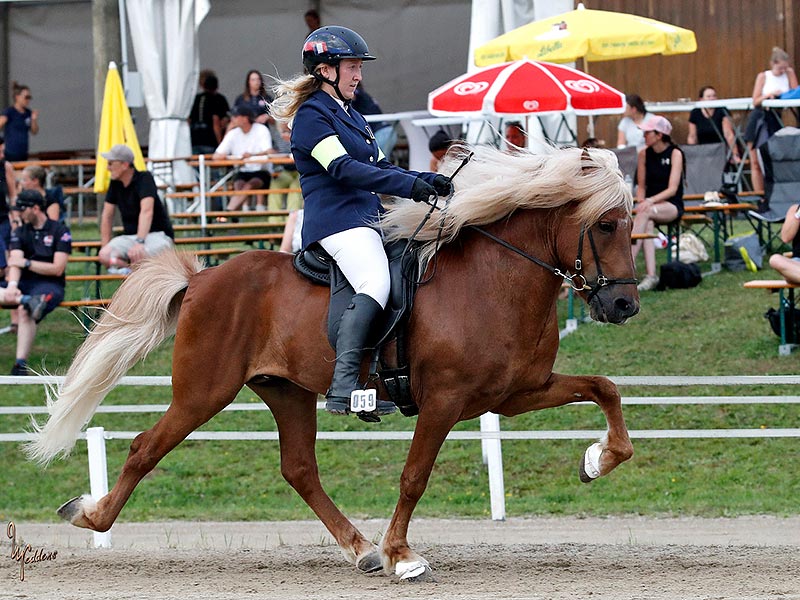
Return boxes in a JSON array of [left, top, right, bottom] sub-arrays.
[[747, 128, 800, 252], [610, 146, 637, 190]]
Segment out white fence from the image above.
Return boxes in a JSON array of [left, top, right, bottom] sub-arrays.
[[2, 375, 800, 548]]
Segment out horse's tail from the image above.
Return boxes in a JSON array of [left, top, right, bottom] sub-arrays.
[[25, 249, 204, 465]]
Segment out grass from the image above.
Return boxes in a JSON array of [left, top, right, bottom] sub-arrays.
[[1, 218, 799, 523]]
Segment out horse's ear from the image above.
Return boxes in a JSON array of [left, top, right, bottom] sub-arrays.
[[580, 148, 597, 174]]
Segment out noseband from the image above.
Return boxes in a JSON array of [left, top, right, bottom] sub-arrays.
[[470, 224, 638, 302]]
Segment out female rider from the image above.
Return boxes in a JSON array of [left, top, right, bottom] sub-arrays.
[[271, 26, 451, 419]]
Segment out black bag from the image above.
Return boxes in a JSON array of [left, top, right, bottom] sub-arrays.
[[656, 261, 702, 290], [765, 307, 800, 343]]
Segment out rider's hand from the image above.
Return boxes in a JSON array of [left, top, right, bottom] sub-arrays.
[[432, 174, 453, 197], [411, 177, 437, 203]]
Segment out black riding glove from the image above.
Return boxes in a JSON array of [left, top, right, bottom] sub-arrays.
[[411, 177, 437, 203], [432, 174, 454, 197]]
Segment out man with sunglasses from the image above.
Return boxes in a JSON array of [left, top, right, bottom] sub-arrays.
[[1, 190, 71, 375]]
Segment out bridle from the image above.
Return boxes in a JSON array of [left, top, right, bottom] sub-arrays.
[[469, 222, 638, 303], [413, 153, 638, 300]]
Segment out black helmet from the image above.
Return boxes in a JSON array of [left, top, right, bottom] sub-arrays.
[[302, 26, 376, 73]]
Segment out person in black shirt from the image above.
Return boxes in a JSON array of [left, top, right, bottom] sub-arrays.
[[189, 71, 230, 155], [98, 144, 174, 273], [0, 135, 18, 248], [1, 190, 71, 375]]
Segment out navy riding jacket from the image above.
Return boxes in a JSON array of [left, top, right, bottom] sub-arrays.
[[291, 90, 436, 248]]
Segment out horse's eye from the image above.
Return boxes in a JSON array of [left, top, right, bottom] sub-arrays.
[[598, 221, 615, 233]]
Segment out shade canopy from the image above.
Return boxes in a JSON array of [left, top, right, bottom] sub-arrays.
[[474, 3, 697, 67], [428, 59, 625, 117]]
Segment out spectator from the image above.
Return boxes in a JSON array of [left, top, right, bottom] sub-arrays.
[[189, 71, 230, 155], [213, 105, 275, 213], [19, 165, 65, 222], [428, 130, 454, 171], [616, 94, 647, 150], [279, 208, 304, 253], [768, 203, 800, 284], [745, 47, 798, 193], [687, 85, 741, 163], [352, 84, 397, 159], [233, 70, 271, 126], [98, 144, 174, 273], [504, 121, 526, 152], [581, 137, 605, 148], [630, 115, 685, 291], [0, 190, 71, 375], [268, 121, 303, 221], [0, 135, 18, 249], [304, 9, 321, 32], [0, 83, 39, 162]]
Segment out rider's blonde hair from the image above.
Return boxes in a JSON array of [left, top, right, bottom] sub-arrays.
[[270, 72, 322, 126]]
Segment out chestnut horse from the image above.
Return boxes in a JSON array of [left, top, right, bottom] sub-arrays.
[[27, 144, 638, 580]]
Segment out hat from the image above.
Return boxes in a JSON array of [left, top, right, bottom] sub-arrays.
[[12, 189, 45, 210], [230, 104, 256, 119], [101, 144, 135, 164], [637, 114, 672, 136]]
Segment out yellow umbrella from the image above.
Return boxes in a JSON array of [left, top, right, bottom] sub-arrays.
[[94, 61, 146, 193], [474, 3, 697, 67]]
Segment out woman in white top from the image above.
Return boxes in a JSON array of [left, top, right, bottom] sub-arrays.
[[745, 47, 798, 193], [616, 94, 647, 150]]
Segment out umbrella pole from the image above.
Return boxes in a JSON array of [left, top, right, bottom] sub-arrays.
[[581, 58, 596, 139]]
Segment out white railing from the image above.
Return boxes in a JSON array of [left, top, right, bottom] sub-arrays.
[[3, 375, 800, 548]]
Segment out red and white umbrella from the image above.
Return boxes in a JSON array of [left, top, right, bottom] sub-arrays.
[[428, 58, 625, 117]]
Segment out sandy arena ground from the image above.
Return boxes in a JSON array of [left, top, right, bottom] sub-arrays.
[[2, 516, 799, 599]]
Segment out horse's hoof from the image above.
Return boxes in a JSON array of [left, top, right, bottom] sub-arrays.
[[579, 442, 603, 483], [57, 494, 96, 528], [356, 550, 383, 573], [395, 559, 432, 582]]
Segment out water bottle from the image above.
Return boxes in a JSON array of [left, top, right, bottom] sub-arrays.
[[624, 174, 633, 192]]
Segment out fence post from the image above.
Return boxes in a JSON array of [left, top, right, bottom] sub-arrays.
[[86, 427, 112, 548], [479, 412, 506, 521]]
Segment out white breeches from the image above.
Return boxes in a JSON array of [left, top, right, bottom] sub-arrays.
[[319, 227, 390, 309]]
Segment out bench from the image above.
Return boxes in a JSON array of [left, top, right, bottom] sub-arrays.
[[743, 279, 800, 355]]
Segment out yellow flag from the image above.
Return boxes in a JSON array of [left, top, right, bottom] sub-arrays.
[[94, 62, 146, 193]]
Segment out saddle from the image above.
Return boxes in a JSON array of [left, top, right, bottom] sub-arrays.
[[293, 240, 420, 416]]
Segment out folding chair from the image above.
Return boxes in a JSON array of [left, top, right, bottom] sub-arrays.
[[747, 128, 800, 252]]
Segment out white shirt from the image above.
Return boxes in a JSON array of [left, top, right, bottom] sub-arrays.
[[617, 116, 645, 150], [761, 70, 791, 97], [215, 123, 273, 172]]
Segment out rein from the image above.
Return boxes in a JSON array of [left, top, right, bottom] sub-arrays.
[[412, 152, 637, 298]]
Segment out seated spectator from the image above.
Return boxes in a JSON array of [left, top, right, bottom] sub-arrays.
[[189, 71, 230, 155], [504, 121, 527, 152], [617, 94, 647, 150], [428, 130, 455, 171], [19, 165, 65, 222], [213, 105, 275, 212], [279, 208, 304, 253], [268, 121, 302, 221], [0, 190, 71, 375], [768, 203, 800, 284], [98, 144, 174, 273], [687, 86, 741, 164], [581, 137, 605, 148], [352, 84, 397, 159], [630, 115, 685, 291]]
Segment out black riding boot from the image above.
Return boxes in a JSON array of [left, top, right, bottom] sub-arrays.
[[326, 293, 397, 421]]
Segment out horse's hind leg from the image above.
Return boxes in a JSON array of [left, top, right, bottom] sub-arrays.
[[250, 380, 382, 573], [495, 373, 634, 482], [58, 376, 243, 532]]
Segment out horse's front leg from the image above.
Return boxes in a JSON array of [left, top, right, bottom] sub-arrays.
[[495, 373, 633, 482], [254, 380, 382, 574], [381, 401, 461, 580]]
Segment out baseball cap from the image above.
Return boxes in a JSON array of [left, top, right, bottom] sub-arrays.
[[101, 144, 135, 164], [637, 114, 672, 136], [12, 189, 45, 210], [230, 105, 256, 119]]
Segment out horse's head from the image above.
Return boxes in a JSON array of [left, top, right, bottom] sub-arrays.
[[557, 205, 640, 324]]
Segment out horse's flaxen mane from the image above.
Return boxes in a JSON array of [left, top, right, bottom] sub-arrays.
[[380, 143, 633, 261]]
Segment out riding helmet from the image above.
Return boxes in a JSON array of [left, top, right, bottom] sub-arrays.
[[302, 26, 376, 73]]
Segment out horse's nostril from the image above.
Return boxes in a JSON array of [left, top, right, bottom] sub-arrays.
[[615, 297, 634, 314]]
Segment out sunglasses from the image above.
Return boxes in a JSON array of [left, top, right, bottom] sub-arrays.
[[21, 94, 32, 100]]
